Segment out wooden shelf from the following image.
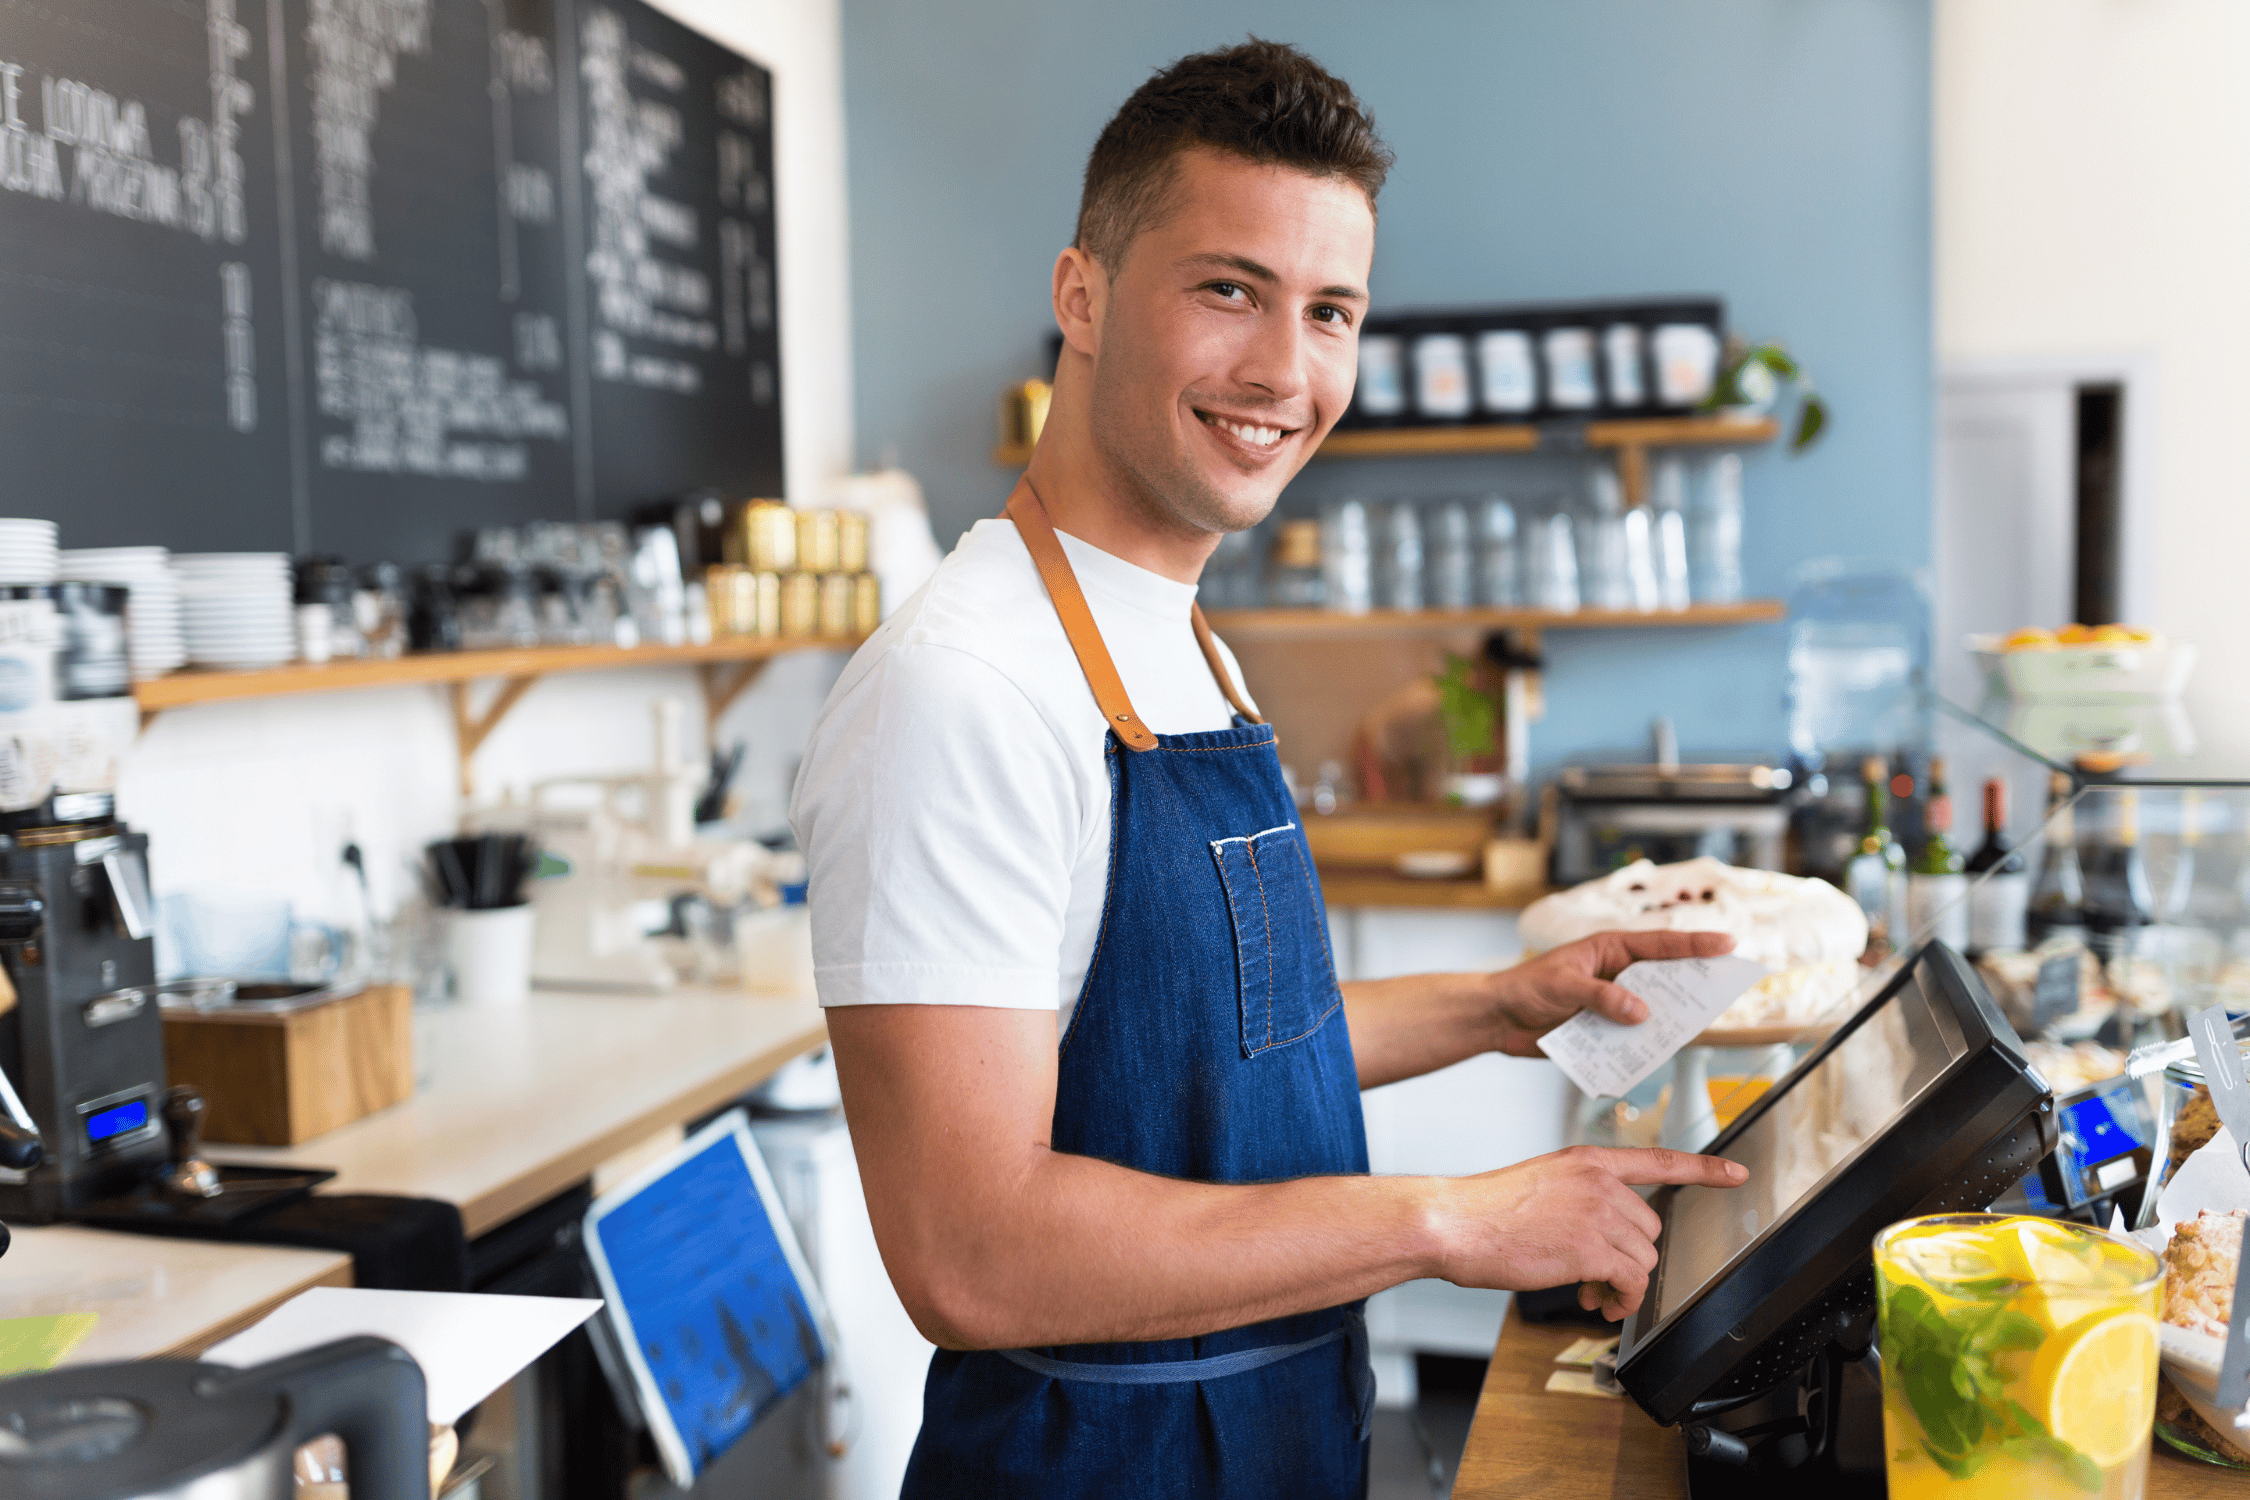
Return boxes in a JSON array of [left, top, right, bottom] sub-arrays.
[[136, 636, 862, 796], [1206, 600, 1783, 642], [1315, 869, 1546, 910], [992, 415, 1778, 469], [134, 637, 851, 711], [1313, 425, 1539, 459]]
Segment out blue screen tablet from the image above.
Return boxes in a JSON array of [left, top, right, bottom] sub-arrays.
[[584, 1109, 836, 1486]]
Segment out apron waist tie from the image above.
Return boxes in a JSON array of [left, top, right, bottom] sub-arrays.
[[995, 1307, 1374, 1440]]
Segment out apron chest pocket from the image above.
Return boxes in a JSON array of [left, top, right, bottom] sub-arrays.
[[1209, 824, 1342, 1058]]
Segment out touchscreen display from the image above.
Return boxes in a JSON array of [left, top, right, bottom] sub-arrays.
[[1646, 967, 1968, 1327]]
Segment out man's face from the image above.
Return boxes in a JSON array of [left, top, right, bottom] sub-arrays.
[[1085, 148, 1373, 537]]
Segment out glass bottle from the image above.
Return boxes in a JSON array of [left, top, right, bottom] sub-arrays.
[[1906, 757, 1969, 951], [2080, 787, 2154, 963], [1651, 456, 1691, 611], [1846, 755, 1908, 948], [1529, 510, 1579, 612], [2025, 771, 2086, 948], [1965, 777, 2029, 957]]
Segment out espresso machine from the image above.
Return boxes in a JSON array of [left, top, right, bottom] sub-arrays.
[[0, 814, 169, 1220]]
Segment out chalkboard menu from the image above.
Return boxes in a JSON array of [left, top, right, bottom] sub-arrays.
[[0, 0, 780, 564]]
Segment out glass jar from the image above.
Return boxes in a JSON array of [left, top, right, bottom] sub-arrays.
[[1265, 520, 1325, 609], [2136, 1043, 2244, 1231]]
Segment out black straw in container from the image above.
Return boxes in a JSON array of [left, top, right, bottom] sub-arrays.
[[426, 833, 534, 910]]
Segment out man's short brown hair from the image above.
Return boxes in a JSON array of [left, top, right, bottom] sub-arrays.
[[1076, 38, 1392, 275]]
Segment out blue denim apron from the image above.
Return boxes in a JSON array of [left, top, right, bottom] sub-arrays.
[[899, 480, 1374, 1499]]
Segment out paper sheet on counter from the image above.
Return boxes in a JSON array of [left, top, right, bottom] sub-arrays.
[[205, 1287, 600, 1425], [1535, 955, 1771, 1099]]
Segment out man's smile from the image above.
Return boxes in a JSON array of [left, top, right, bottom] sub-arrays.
[[1193, 407, 1303, 455]]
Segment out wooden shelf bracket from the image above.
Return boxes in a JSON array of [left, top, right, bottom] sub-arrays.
[[451, 675, 541, 798], [697, 659, 770, 728]]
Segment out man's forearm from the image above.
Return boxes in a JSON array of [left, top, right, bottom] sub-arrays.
[[1342, 972, 1495, 1089], [897, 1151, 1449, 1349]]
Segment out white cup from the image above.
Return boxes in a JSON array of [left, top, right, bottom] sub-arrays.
[[444, 904, 536, 1005]]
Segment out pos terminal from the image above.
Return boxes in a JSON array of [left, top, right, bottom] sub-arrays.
[[1613, 942, 2056, 1497]]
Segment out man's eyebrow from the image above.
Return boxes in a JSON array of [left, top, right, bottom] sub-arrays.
[[1178, 252, 1366, 302]]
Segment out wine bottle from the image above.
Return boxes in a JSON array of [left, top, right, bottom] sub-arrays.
[[1906, 757, 1970, 951], [2081, 787, 2154, 958], [1845, 755, 1907, 948], [1965, 778, 2029, 957], [2025, 772, 2085, 947]]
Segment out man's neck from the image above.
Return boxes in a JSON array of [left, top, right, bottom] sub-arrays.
[[1022, 370, 1221, 586]]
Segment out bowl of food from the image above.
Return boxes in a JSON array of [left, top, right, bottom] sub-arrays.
[[1971, 624, 2196, 701], [1518, 855, 1871, 1044]]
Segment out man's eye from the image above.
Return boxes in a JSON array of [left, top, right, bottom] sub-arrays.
[[1310, 304, 1352, 326], [1206, 281, 1246, 301]]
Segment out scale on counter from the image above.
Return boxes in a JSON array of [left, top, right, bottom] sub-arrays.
[[1613, 942, 2055, 1497]]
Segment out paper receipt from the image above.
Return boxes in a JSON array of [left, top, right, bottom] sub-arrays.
[[1535, 955, 1771, 1099]]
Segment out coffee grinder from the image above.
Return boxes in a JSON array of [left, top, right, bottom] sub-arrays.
[[0, 806, 171, 1220]]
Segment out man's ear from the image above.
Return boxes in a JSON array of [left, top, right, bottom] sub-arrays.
[[1053, 245, 1106, 360]]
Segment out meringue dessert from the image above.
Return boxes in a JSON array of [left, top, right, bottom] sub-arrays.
[[1519, 856, 1870, 1031]]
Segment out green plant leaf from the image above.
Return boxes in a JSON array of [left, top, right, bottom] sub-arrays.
[[1432, 653, 1498, 760], [1792, 394, 1828, 451], [1753, 345, 1801, 380]]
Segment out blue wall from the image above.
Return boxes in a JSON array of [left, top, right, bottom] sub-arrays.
[[839, 0, 1931, 767]]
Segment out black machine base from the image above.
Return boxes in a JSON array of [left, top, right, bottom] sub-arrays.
[[66, 1163, 334, 1231], [1680, 1332, 1886, 1500]]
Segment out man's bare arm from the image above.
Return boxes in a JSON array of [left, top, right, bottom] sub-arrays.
[[1342, 930, 1738, 1089], [829, 1002, 1745, 1351]]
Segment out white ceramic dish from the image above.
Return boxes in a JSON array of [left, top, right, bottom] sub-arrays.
[[1969, 634, 2197, 700], [1394, 849, 1476, 880]]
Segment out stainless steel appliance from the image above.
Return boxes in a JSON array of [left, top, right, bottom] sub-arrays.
[[1550, 761, 1796, 887], [0, 1335, 429, 1499]]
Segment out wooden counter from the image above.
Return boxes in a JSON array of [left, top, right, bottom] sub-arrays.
[[1456, 1309, 2242, 1498], [211, 985, 827, 1237], [0, 1225, 350, 1364]]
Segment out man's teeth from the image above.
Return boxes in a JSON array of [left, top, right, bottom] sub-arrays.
[[1207, 415, 1285, 448]]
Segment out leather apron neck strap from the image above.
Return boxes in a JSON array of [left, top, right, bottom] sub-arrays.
[[1004, 477, 1263, 753]]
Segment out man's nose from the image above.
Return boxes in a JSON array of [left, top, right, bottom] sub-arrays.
[[1230, 308, 1311, 405]]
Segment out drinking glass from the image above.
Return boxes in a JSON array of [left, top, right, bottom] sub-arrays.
[[1477, 496, 1520, 607], [1320, 500, 1372, 614], [1377, 502, 1424, 611], [1875, 1213, 2159, 1500], [1528, 511, 1579, 612], [1428, 500, 1474, 610]]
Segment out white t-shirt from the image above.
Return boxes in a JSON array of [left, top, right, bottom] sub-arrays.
[[790, 515, 1254, 1036]]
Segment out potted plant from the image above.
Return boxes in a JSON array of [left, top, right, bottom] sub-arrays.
[[1707, 337, 1828, 452], [1434, 652, 1503, 807]]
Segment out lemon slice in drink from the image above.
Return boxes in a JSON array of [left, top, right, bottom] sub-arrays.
[[2028, 1307, 2158, 1469]]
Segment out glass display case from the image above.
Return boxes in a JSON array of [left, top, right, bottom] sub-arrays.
[[1572, 682, 2250, 1203]]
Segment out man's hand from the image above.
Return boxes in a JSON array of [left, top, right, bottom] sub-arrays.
[[1343, 928, 1737, 1087], [1431, 1145, 1748, 1321], [1481, 930, 1736, 1056]]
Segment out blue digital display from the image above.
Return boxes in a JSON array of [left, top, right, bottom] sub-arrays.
[[83, 1098, 147, 1145], [2064, 1092, 2140, 1165]]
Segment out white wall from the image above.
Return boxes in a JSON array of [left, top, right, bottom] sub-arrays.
[[1935, 0, 2250, 757], [119, 0, 855, 922]]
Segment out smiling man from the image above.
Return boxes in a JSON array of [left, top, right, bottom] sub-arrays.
[[792, 39, 1745, 1499]]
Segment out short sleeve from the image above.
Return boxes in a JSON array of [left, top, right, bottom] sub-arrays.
[[791, 642, 1087, 1011]]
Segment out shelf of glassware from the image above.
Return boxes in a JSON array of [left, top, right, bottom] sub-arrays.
[[1203, 600, 1782, 642]]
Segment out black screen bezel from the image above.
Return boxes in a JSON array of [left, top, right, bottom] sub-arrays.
[[1613, 943, 2054, 1425]]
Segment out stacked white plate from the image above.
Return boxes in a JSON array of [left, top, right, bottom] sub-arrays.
[[0, 519, 58, 582], [58, 547, 186, 679], [173, 553, 294, 669]]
